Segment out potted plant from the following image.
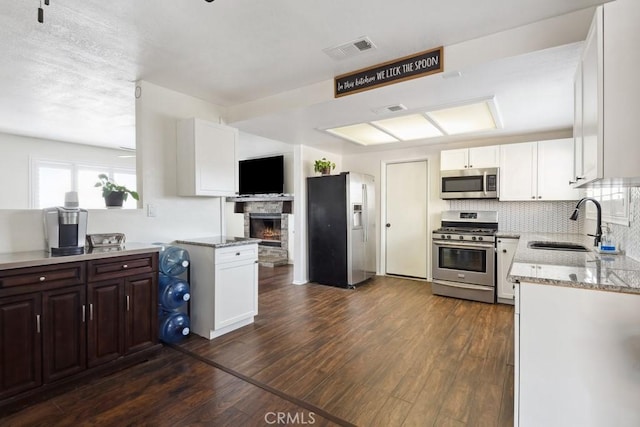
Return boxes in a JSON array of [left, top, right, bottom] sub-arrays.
[[94, 174, 139, 208], [314, 158, 335, 175]]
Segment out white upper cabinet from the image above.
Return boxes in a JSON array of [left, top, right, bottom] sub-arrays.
[[573, 0, 640, 187], [440, 146, 499, 170], [177, 118, 238, 197], [500, 138, 583, 201]]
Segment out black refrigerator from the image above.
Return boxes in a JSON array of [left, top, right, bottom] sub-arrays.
[[307, 172, 375, 288]]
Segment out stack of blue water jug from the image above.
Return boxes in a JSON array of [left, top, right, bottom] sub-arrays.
[[157, 245, 191, 344]]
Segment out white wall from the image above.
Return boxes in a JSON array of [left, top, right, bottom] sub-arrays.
[[0, 80, 228, 253], [0, 134, 135, 209]]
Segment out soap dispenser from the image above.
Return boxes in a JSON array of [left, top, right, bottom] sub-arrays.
[[599, 224, 617, 253]]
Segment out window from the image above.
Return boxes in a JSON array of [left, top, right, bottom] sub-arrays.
[[585, 186, 630, 226], [32, 160, 137, 209]]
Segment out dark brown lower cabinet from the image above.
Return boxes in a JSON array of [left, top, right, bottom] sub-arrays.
[[0, 293, 42, 400], [88, 279, 123, 368], [125, 275, 157, 354], [42, 285, 86, 383], [0, 251, 159, 414]]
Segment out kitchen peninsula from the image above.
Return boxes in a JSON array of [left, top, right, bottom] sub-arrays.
[[508, 233, 640, 427], [175, 236, 260, 340]]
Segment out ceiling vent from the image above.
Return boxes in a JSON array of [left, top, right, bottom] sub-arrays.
[[372, 104, 407, 114], [323, 36, 376, 60]]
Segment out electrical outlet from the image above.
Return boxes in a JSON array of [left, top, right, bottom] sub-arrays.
[[147, 204, 157, 217]]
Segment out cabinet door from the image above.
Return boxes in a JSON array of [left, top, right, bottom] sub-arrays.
[[580, 9, 602, 184], [214, 259, 258, 329], [177, 118, 238, 197], [124, 274, 157, 355], [440, 148, 468, 170], [537, 139, 583, 201], [87, 280, 124, 368], [42, 285, 86, 383], [468, 145, 499, 168], [499, 142, 536, 201], [573, 63, 584, 184], [0, 293, 41, 399], [497, 238, 519, 303]]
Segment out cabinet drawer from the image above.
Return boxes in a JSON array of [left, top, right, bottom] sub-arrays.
[[88, 253, 157, 281], [0, 262, 85, 288], [215, 245, 257, 265]]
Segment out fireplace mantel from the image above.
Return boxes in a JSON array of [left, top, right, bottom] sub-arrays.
[[227, 195, 293, 202], [228, 196, 293, 214]]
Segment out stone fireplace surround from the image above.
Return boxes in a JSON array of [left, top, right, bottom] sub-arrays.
[[241, 200, 290, 267]]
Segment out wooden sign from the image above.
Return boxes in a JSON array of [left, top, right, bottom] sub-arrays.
[[334, 46, 443, 98]]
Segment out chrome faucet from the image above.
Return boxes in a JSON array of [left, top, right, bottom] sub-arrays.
[[569, 197, 602, 247]]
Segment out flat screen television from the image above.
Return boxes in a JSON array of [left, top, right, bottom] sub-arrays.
[[238, 155, 284, 195]]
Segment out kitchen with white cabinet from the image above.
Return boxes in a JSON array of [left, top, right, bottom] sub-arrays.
[[3, 0, 640, 424]]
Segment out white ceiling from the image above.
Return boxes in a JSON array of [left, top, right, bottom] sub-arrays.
[[0, 0, 609, 152]]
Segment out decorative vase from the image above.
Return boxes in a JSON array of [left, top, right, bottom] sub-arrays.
[[104, 191, 125, 208]]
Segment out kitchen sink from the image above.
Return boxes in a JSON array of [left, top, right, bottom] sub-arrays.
[[527, 241, 590, 252]]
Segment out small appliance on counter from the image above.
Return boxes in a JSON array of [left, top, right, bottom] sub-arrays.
[[43, 191, 88, 256]]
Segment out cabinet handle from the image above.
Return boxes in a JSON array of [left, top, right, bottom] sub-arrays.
[[569, 180, 577, 185], [36, 314, 41, 334], [89, 304, 94, 321], [469, 165, 473, 168], [531, 196, 535, 199], [236, 252, 240, 256], [39, 276, 46, 282], [537, 196, 542, 199], [464, 165, 468, 168], [126, 295, 130, 311], [502, 249, 507, 253], [122, 264, 128, 269], [82, 305, 86, 323], [254, 260, 259, 264]]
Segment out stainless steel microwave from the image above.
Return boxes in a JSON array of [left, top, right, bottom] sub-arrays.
[[440, 167, 499, 199]]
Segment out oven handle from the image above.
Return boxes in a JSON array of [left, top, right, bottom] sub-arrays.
[[432, 240, 494, 249], [432, 279, 493, 292]]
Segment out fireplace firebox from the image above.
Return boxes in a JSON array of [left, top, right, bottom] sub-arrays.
[[249, 214, 282, 247]]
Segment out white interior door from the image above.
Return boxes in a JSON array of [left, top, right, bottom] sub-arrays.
[[385, 161, 427, 279]]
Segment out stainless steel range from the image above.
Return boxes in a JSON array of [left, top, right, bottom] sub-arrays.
[[431, 210, 498, 304]]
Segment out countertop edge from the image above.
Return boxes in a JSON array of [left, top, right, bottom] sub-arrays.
[[507, 232, 640, 295], [0, 244, 161, 271], [176, 237, 261, 248]]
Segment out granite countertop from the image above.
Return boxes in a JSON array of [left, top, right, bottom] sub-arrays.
[[495, 231, 522, 239], [0, 243, 161, 271], [508, 232, 640, 295], [175, 236, 261, 248]]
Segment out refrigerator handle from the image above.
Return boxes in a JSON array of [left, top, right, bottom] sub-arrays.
[[362, 184, 368, 242]]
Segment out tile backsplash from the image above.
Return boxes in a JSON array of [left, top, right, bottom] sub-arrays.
[[447, 200, 584, 233], [449, 189, 640, 261], [605, 187, 640, 260]]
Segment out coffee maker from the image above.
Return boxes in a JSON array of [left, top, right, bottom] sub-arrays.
[[44, 192, 88, 256]]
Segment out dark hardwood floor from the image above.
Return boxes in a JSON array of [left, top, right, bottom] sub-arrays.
[[2, 265, 514, 426]]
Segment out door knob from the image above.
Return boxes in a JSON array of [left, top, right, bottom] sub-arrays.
[[385, 223, 391, 228]]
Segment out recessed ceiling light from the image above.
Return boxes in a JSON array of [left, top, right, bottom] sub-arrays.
[[426, 99, 499, 135], [371, 114, 443, 140], [326, 123, 398, 146]]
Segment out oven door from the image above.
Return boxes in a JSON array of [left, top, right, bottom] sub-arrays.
[[432, 240, 495, 287]]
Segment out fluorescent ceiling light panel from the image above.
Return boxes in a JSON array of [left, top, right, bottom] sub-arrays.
[[372, 114, 443, 140], [426, 100, 497, 135], [326, 123, 398, 145]]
